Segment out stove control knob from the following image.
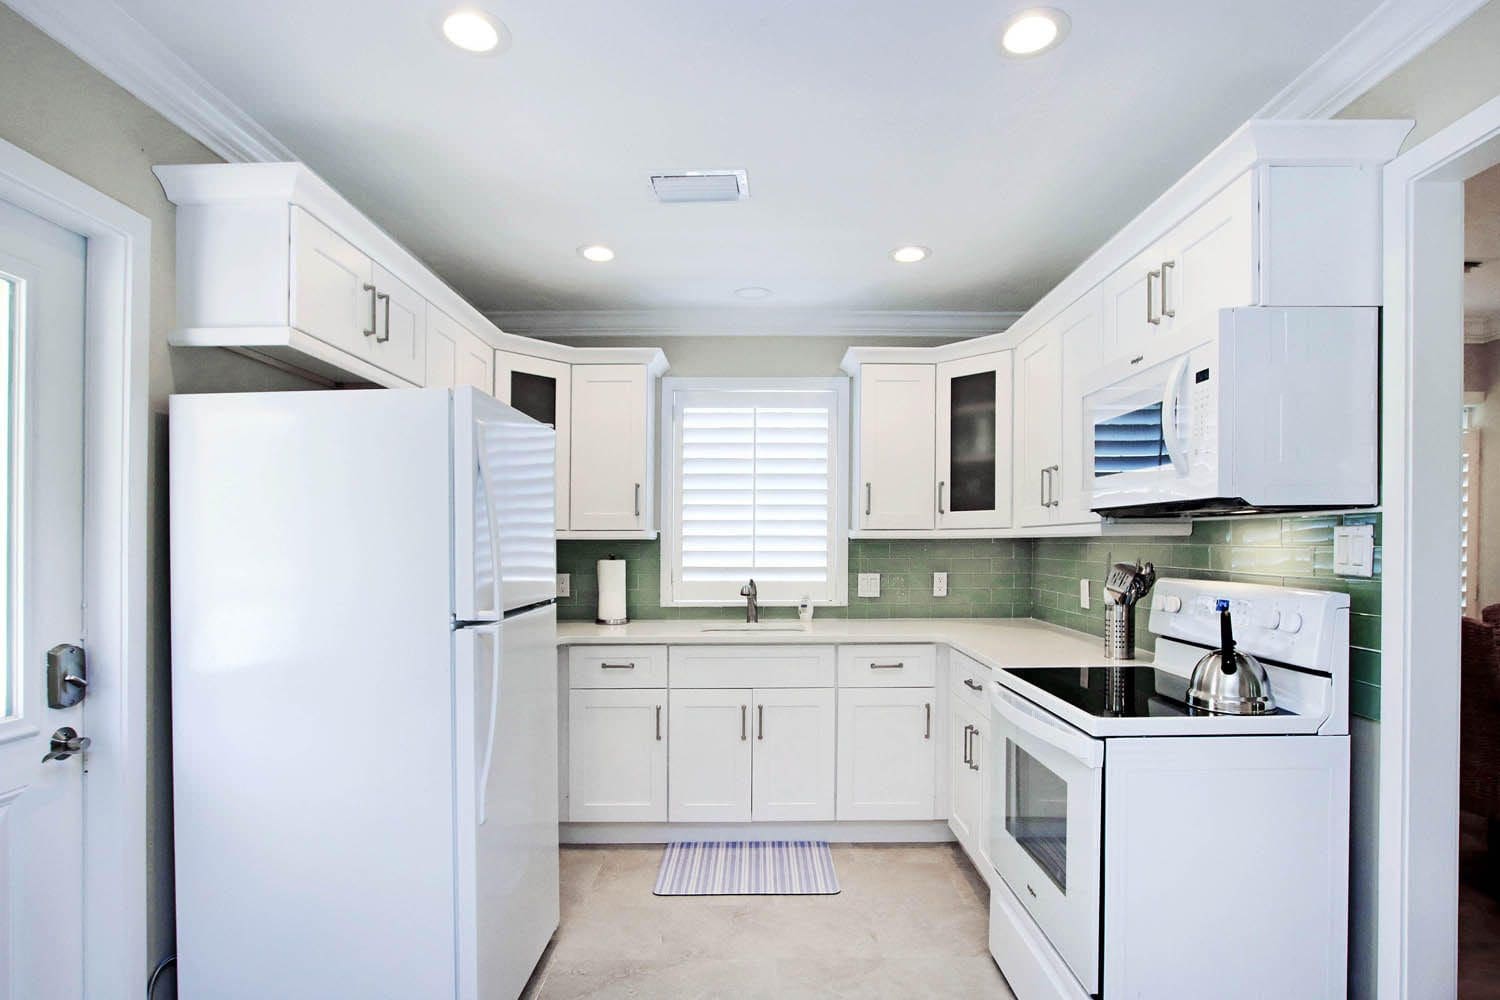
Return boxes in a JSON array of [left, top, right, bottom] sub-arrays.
[[1279, 612, 1304, 634], [1156, 595, 1182, 613], [1258, 610, 1281, 630]]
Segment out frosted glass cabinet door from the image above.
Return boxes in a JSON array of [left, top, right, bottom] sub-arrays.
[[495, 351, 572, 531], [936, 351, 1013, 530]]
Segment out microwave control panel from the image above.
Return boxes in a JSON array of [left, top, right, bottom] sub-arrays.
[[1187, 367, 1214, 459]]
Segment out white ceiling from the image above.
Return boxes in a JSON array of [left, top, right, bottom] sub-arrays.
[[112, 0, 1384, 314], [1469, 161, 1500, 322]]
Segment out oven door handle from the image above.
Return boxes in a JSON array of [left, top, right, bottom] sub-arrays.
[[1160, 354, 1192, 476], [990, 685, 1104, 769]]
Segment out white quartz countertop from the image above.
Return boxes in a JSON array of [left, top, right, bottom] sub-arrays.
[[555, 617, 1148, 673]]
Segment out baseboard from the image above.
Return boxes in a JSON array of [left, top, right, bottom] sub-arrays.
[[560, 820, 955, 845]]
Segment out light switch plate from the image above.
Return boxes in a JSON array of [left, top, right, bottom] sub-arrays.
[[857, 573, 881, 598], [556, 573, 570, 597], [1079, 579, 1091, 609], [933, 572, 948, 598], [1333, 525, 1375, 578]]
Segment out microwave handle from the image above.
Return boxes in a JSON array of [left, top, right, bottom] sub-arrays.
[[990, 685, 1104, 769], [1160, 355, 1192, 475]]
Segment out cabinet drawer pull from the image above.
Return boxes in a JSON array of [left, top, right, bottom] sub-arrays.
[[376, 291, 391, 343], [870, 662, 904, 670], [1160, 260, 1176, 319], [362, 283, 377, 338], [741, 704, 747, 741], [758, 704, 764, 741], [924, 702, 931, 740], [963, 678, 983, 691], [600, 662, 635, 670], [655, 705, 662, 741], [1146, 268, 1162, 326]]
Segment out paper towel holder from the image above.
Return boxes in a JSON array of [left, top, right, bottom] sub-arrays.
[[595, 555, 629, 626]]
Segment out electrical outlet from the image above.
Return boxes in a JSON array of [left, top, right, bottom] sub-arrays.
[[556, 573, 570, 598], [1079, 579, 1091, 609], [857, 573, 881, 598], [933, 572, 948, 597]]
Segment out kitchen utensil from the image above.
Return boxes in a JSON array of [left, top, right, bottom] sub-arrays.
[[1186, 599, 1276, 714], [1102, 560, 1156, 660]]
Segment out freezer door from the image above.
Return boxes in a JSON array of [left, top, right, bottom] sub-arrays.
[[454, 606, 560, 1000], [454, 387, 557, 620]]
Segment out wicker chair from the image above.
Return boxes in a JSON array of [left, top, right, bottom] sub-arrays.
[[1462, 613, 1500, 858]]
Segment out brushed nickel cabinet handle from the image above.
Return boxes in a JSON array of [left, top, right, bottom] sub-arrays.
[[741, 704, 747, 741], [1146, 269, 1162, 326], [757, 704, 764, 741], [655, 705, 662, 741], [962, 724, 973, 765], [600, 662, 635, 670], [870, 662, 904, 670], [864, 482, 872, 517], [362, 283, 377, 338], [937, 480, 946, 515], [924, 702, 931, 740], [1160, 260, 1176, 319], [634, 483, 641, 518], [1039, 468, 1047, 508], [969, 726, 981, 771], [963, 678, 983, 691], [376, 291, 391, 343]]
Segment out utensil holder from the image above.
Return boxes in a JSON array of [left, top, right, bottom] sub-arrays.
[[1104, 604, 1136, 660]]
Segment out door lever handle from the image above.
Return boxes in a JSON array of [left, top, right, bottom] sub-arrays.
[[42, 726, 91, 763]]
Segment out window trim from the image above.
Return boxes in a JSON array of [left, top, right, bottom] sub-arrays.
[[659, 376, 849, 608]]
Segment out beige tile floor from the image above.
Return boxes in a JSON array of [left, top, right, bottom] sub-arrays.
[[521, 843, 1017, 999]]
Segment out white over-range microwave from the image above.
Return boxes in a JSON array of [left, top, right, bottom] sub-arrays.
[[1081, 307, 1378, 518]]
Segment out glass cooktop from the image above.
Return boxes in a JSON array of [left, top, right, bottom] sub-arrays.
[[1007, 665, 1291, 719]]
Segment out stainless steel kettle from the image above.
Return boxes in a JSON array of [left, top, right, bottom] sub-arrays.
[[1186, 599, 1276, 715]]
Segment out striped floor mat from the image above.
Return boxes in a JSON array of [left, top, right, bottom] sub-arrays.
[[653, 840, 840, 896]]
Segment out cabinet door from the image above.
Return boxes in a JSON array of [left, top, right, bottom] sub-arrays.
[[1015, 335, 1062, 527], [936, 352, 1013, 530], [289, 206, 374, 359], [369, 263, 426, 385], [836, 688, 937, 821], [970, 714, 993, 875], [669, 688, 752, 823], [857, 364, 936, 530], [571, 365, 649, 532], [1159, 170, 1255, 331], [424, 305, 461, 389], [752, 688, 836, 822], [1099, 241, 1165, 365], [455, 331, 493, 394], [1054, 293, 1105, 526], [567, 689, 666, 822], [948, 701, 980, 852], [495, 352, 572, 531]]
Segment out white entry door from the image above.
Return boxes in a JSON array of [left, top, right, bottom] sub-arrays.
[[0, 199, 88, 1000]]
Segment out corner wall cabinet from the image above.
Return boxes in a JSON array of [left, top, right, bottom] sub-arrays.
[[425, 304, 494, 392], [842, 119, 1409, 540], [494, 339, 669, 539]]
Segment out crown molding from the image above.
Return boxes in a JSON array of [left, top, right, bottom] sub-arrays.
[[485, 309, 1022, 339], [4, 0, 293, 163], [1466, 316, 1500, 344], [1256, 0, 1491, 120]]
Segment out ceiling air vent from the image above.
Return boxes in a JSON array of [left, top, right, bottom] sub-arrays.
[[650, 169, 749, 203]]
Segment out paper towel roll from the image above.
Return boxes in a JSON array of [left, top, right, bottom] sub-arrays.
[[596, 558, 628, 625]]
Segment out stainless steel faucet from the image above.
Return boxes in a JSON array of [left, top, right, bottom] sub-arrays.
[[740, 579, 758, 623]]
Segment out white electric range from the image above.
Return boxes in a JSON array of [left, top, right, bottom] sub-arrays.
[[986, 578, 1351, 1000]]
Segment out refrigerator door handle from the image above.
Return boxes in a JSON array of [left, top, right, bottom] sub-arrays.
[[473, 419, 505, 618], [477, 626, 502, 825]]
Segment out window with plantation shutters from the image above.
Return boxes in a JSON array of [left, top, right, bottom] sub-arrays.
[[661, 379, 849, 606]]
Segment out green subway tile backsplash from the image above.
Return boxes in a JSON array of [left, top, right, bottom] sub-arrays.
[[557, 511, 1381, 721]]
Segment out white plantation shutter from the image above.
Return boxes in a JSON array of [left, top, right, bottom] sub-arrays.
[[664, 381, 848, 605]]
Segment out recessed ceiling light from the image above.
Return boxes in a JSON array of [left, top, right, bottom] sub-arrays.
[[890, 245, 930, 264], [442, 9, 509, 54], [999, 8, 1070, 58], [734, 286, 772, 300], [578, 244, 615, 263]]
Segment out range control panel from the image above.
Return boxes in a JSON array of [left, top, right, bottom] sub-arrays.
[[1146, 578, 1349, 674]]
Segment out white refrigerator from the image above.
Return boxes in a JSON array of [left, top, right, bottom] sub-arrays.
[[170, 386, 560, 999]]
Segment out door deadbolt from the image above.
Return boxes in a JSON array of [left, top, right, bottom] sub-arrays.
[[46, 643, 87, 709], [43, 726, 90, 763]]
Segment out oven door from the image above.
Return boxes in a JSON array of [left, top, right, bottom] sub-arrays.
[[1083, 332, 1219, 512], [989, 684, 1104, 995]]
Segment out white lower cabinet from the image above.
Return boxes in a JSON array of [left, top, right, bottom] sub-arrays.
[[949, 698, 992, 875], [669, 688, 754, 822], [752, 688, 837, 822], [836, 687, 937, 820], [567, 688, 667, 822]]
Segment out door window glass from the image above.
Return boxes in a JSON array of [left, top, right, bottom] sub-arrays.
[[1006, 739, 1069, 891], [949, 370, 996, 512]]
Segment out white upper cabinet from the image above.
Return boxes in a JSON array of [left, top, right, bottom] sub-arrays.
[[571, 364, 652, 533], [289, 207, 375, 363], [937, 352, 1014, 530], [495, 351, 572, 531], [1016, 334, 1062, 528], [368, 263, 426, 386], [427, 306, 495, 393], [1054, 295, 1105, 526], [856, 364, 936, 530]]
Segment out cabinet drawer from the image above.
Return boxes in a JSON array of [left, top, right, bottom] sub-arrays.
[[669, 645, 836, 688], [838, 645, 937, 687], [568, 645, 667, 688], [950, 649, 991, 712]]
